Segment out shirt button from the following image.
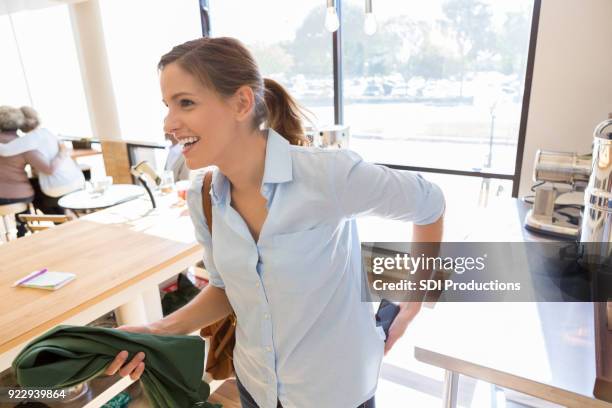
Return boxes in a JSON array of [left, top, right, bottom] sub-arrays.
[[255, 281, 260, 288], [266, 346, 272, 352], [264, 313, 270, 319]]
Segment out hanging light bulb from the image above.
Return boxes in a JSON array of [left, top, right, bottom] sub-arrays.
[[364, 0, 377, 35], [325, 0, 340, 32]]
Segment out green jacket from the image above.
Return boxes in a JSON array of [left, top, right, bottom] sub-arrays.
[[12, 325, 221, 408]]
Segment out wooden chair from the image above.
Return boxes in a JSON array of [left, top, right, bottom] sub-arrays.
[[0, 202, 29, 242], [17, 213, 70, 233], [100, 140, 132, 184]]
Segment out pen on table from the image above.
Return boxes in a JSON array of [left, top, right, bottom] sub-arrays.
[[12, 268, 48, 287]]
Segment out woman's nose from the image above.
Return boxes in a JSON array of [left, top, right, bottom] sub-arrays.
[[163, 114, 181, 135]]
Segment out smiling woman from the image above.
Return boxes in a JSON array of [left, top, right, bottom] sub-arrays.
[[158, 37, 310, 171], [107, 36, 445, 408]]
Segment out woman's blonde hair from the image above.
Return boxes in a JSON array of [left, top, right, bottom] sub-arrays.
[[158, 37, 311, 146], [0, 106, 40, 132]]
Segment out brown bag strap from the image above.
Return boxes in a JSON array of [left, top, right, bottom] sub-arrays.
[[202, 169, 237, 367], [202, 171, 213, 233], [214, 318, 236, 359]]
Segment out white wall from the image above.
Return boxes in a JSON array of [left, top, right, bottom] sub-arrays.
[[518, 0, 612, 198]]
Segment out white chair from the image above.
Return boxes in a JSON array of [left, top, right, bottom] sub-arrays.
[[0, 202, 29, 242]]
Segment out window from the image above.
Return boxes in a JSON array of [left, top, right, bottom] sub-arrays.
[[210, 0, 335, 127], [99, 0, 202, 143], [0, 15, 30, 108], [341, 0, 534, 176], [0, 5, 92, 137]]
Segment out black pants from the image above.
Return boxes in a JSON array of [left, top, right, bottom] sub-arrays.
[[236, 374, 376, 408], [0, 196, 33, 238], [30, 177, 65, 216]]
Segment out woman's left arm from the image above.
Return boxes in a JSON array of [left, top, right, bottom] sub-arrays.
[[332, 149, 446, 354], [384, 213, 444, 355]]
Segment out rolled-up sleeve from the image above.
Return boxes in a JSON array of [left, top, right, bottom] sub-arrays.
[[200, 242, 224, 289], [186, 178, 226, 289], [332, 149, 445, 224]]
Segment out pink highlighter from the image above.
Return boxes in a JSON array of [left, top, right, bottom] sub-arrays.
[[12, 268, 48, 287]]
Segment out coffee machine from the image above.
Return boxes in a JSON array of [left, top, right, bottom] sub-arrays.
[[580, 119, 612, 402], [524, 150, 592, 238]]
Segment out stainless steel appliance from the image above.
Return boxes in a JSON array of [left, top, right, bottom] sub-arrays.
[[580, 119, 612, 402], [305, 125, 350, 149], [523, 150, 591, 238]]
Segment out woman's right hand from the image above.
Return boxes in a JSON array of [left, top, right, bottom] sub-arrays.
[[104, 325, 153, 380]]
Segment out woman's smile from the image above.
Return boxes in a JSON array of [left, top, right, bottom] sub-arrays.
[[175, 135, 201, 155]]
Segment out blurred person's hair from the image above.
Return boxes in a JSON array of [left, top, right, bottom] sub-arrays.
[[0, 105, 40, 132], [19, 106, 40, 132]]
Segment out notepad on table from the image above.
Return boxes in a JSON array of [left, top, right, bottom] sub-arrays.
[[13, 271, 76, 290]]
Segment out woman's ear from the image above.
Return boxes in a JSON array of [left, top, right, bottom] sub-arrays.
[[232, 86, 255, 122]]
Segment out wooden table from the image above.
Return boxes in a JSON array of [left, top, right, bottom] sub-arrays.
[[0, 191, 202, 405], [412, 199, 610, 408]]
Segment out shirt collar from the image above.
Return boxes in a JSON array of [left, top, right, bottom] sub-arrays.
[[209, 128, 293, 205], [262, 128, 293, 185]]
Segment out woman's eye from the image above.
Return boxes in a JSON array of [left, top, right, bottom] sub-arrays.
[[180, 99, 194, 108]]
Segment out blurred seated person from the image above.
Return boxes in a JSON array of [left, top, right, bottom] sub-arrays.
[[0, 106, 67, 237], [0, 106, 85, 216], [0, 107, 85, 216], [163, 132, 190, 181]]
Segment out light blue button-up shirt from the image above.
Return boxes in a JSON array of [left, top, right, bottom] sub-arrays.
[[187, 128, 445, 408]]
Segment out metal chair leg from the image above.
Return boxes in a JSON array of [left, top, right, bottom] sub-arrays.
[[442, 370, 459, 408]]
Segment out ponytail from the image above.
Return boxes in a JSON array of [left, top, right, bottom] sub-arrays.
[[263, 78, 310, 146]]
